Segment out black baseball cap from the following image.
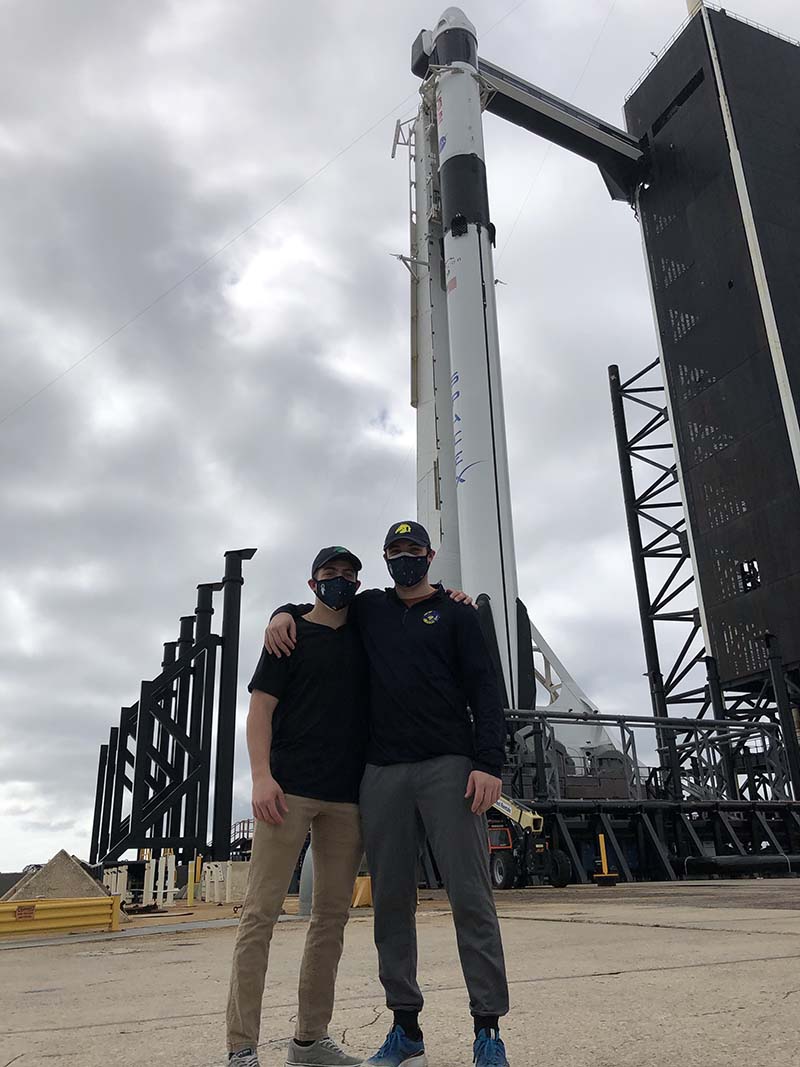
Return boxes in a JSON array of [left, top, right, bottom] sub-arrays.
[[383, 520, 431, 550], [311, 546, 362, 578]]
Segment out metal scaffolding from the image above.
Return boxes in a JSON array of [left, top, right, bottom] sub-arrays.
[[608, 359, 800, 805], [90, 549, 256, 865]]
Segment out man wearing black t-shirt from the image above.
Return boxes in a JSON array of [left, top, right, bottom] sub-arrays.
[[226, 547, 368, 1067], [266, 521, 511, 1067]]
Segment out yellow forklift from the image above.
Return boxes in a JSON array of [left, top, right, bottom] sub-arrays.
[[487, 796, 571, 889]]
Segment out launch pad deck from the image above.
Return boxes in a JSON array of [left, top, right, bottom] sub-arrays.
[[3, 880, 798, 1067]]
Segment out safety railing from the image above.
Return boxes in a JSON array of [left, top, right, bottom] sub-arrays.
[[0, 896, 121, 939]]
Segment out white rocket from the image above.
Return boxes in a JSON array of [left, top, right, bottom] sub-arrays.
[[406, 8, 609, 746], [410, 8, 521, 706]]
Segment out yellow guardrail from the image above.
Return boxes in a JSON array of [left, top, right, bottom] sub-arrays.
[[0, 895, 121, 939]]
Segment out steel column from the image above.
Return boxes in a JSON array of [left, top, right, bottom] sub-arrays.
[[609, 365, 668, 718], [89, 744, 108, 865], [98, 727, 118, 862], [553, 812, 588, 884], [184, 583, 219, 855], [212, 548, 257, 860], [705, 655, 740, 799], [110, 706, 134, 851], [639, 811, 677, 880], [765, 633, 800, 800], [609, 364, 682, 797], [168, 615, 195, 852], [597, 813, 632, 882]]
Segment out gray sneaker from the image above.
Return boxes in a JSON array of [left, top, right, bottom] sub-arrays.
[[285, 1036, 362, 1066], [228, 1049, 259, 1067]]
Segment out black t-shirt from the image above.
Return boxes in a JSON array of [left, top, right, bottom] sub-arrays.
[[248, 617, 368, 804], [275, 587, 506, 776]]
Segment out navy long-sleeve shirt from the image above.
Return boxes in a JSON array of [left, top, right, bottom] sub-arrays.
[[276, 586, 507, 776]]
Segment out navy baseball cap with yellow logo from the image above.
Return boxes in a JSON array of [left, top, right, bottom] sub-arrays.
[[383, 520, 431, 550], [311, 546, 362, 578]]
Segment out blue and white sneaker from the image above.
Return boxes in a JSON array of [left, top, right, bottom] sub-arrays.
[[363, 1025, 427, 1066], [473, 1029, 509, 1067]]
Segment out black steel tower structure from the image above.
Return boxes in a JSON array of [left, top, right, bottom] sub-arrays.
[[626, 8, 800, 690], [609, 6, 800, 803]]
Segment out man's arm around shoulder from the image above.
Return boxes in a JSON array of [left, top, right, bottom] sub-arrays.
[[265, 601, 313, 657], [265, 590, 379, 657]]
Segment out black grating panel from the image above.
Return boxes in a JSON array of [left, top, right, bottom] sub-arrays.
[[709, 9, 800, 415], [625, 12, 800, 685], [675, 353, 781, 473]]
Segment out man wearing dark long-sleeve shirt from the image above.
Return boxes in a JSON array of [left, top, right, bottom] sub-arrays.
[[266, 520, 511, 1067]]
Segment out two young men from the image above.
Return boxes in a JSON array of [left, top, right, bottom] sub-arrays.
[[228, 522, 511, 1067]]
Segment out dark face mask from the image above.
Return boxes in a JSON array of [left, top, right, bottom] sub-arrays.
[[314, 576, 358, 611], [386, 553, 431, 588]]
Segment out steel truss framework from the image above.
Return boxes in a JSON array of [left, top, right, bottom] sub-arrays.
[[607, 359, 800, 804], [502, 709, 800, 883], [474, 359, 800, 884], [90, 549, 256, 866], [538, 793, 800, 884]]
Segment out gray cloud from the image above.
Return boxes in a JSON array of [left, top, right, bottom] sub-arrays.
[[2, 0, 798, 868]]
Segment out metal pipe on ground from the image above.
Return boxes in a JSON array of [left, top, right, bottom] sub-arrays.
[[684, 854, 800, 876]]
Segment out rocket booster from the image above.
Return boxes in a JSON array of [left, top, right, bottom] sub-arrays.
[[429, 8, 521, 706], [412, 104, 463, 592], [405, 8, 619, 743]]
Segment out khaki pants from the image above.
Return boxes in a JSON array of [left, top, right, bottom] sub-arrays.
[[226, 795, 363, 1052]]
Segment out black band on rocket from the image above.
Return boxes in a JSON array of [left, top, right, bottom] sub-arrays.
[[435, 27, 478, 67], [440, 154, 491, 233]]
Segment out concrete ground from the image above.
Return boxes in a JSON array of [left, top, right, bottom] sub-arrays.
[[2, 880, 799, 1067]]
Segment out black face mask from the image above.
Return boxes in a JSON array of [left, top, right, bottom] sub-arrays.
[[315, 576, 358, 611], [386, 553, 431, 588]]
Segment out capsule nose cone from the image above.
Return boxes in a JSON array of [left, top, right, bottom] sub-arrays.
[[433, 6, 477, 41]]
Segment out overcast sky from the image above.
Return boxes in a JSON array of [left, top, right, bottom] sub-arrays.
[[2, 0, 798, 871]]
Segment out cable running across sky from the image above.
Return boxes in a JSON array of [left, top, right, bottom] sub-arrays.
[[0, 0, 532, 431]]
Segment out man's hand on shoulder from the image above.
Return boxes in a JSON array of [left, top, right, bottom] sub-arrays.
[[445, 588, 476, 608], [465, 769, 503, 814], [252, 773, 289, 824], [265, 612, 296, 658]]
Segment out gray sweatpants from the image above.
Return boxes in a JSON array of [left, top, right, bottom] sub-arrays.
[[360, 754, 509, 1018]]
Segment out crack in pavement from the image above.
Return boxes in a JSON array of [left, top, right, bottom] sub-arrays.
[[696, 1006, 747, 1017], [341, 1006, 384, 1046], [496, 913, 800, 937], [4, 950, 800, 1037]]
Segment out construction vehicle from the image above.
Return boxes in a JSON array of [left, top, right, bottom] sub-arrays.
[[487, 796, 571, 890]]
